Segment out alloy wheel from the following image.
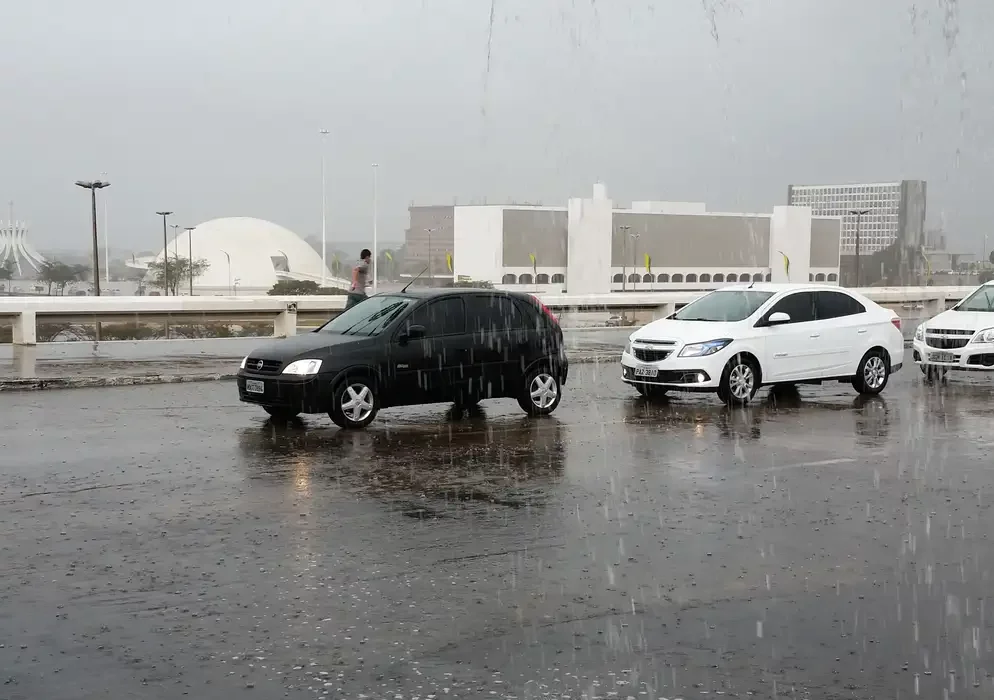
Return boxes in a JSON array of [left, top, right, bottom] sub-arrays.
[[728, 363, 755, 400], [529, 373, 559, 409], [863, 355, 887, 389], [340, 383, 374, 423]]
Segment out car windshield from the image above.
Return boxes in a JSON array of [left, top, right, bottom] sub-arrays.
[[672, 290, 775, 322], [318, 295, 414, 336], [955, 286, 994, 312]]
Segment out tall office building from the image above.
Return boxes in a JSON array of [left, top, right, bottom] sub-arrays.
[[787, 180, 926, 256]]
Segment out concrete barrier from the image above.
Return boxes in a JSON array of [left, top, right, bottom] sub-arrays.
[[0, 286, 976, 345]]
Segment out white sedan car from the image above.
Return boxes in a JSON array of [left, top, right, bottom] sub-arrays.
[[620, 284, 905, 405], [913, 281, 994, 381]]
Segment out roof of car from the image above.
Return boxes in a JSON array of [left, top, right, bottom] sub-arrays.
[[378, 287, 530, 299], [711, 283, 859, 294]]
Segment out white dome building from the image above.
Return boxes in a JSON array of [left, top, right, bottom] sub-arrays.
[[152, 217, 343, 295]]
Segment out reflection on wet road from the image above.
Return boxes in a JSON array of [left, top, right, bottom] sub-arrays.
[[3, 358, 994, 698]]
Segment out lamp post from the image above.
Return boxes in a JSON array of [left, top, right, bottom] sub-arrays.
[[425, 227, 436, 286], [850, 209, 869, 287], [618, 225, 631, 291], [170, 223, 180, 261], [320, 128, 329, 285], [184, 227, 195, 295], [629, 231, 641, 290], [75, 180, 110, 297], [372, 162, 379, 294], [156, 211, 172, 295], [220, 249, 231, 294]]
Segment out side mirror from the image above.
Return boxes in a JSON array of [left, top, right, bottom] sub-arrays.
[[399, 324, 426, 345], [766, 311, 791, 326]]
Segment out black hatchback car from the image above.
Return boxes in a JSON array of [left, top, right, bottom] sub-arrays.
[[237, 288, 569, 428]]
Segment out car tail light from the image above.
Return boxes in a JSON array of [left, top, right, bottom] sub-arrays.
[[891, 317, 902, 331], [532, 296, 559, 326]]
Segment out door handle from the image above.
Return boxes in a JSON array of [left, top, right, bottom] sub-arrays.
[[857, 329, 868, 334], [809, 333, 821, 338]]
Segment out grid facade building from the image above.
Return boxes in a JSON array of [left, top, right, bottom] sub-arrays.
[[787, 180, 926, 255]]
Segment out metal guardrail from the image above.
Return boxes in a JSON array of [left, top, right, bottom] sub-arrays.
[[0, 286, 976, 345]]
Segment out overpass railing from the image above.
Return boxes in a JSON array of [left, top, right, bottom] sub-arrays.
[[0, 286, 975, 345]]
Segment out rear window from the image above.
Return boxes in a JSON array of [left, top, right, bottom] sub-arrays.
[[465, 294, 532, 333]]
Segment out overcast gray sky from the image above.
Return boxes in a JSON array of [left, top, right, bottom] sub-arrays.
[[0, 0, 990, 253]]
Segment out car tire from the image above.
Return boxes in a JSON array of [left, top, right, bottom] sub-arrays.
[[517, 368, 562, 416], [852, 349, 890, 395], [264, 406, 299, 421], [717, 354, 759, 406], [634, 383, 668, 399], [329, 377, 379, 429]]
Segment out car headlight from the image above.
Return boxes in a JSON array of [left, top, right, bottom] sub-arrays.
[[240, 356, 248, 369], [972, 328, 994, 344], [678, 339, 733, 357], [282, 359, 323, 375], [624, 340, 632, 355], [914, 324, 925, 341]]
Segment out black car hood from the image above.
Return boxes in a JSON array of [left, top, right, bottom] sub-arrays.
[[247, 331, 372, 361]]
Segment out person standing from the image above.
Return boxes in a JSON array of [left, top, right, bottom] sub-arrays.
[[346, 248, 372, 309]]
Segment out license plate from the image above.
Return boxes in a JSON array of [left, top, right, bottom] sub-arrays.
[[245, 379, 265, 394], [930, 352, 956, 363], [633, 366, 658, 378]]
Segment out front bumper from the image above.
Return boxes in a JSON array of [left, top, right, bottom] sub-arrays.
[[912, 339, 994, 371], [620, 348, 723, 390], [236, 371, 329, 413]]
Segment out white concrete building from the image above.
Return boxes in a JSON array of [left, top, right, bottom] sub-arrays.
[[128, 217, 345, 295], [0, 220, 46, 276], [787, 180, 927, 255], [406, 184, 842, 295]]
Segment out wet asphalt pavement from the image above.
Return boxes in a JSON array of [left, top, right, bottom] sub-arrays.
[[3, 353, 994, 699]]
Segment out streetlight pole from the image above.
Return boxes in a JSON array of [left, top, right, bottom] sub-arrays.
[[156, 211, 172, 295], [320, 128, 329, 285], [618, 225, 631, 291], [372, 163, 379, 294], [170, 223, 180, 261], [850, 209, 869, 287], [184, 227, 195, 295], [425, 227, 436, 286], [220, 250, 231, 294], [75, 180, 110, 297], [630, 231, 641, 289]]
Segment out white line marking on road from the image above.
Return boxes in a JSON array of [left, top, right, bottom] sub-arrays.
[[764, 457, 857, 473]]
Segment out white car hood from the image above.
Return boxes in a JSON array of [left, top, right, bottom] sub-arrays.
[[925, 309, 994, 332], [630, 318, 741, 344]]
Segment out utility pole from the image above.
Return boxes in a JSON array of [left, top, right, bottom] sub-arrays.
[[619, 225, 631, 291], [75, 180, 110, 297], [156, 211, 173, 295], [320, 129, 329, 285], [372, 163, 379, 294], [185, 227, 195, 295], [630, 231, 641, 290], [850, 209, 869, 287]]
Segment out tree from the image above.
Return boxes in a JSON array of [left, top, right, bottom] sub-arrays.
[[268, 280, 346, 296], [0, 258, 14, 281], [38, 261, 87, 295], [146, 255, 211, 295]]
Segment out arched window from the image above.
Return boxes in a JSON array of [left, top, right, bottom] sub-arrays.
[[815, 273, 826, 282], [658, 273, 670, 283], [536, 273, 550, 284], [672, 273, 684, 283], [518, 273, 533, 285], [551, 273, 565, 283], [700, 273, 711, 283], [827, 273, 838, 282], [765, 273, 772, 281], [726, 273, 738, 283], [613, 273, 624, 283], [713, 273, 724, 283], [686, 273, 698, 283], [501, 273, 517, 284], [752, 273, 763, 282], [628, 273, 640, 283], [642, 273, 654, 283]]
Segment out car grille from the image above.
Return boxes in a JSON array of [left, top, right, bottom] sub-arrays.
[[245, 358, 283, 375], [925, 329, 973, 350], [633, 347, 672, 362]]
